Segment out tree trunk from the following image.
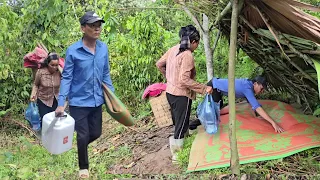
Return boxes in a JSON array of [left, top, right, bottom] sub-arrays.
[[179, 2, 213, 80], [202, 13, 213, 80], [211, 29, 221, 74], [228, 0, 240, 176]]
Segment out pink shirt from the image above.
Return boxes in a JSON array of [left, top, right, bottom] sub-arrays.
[[156, 44, 206, 100]]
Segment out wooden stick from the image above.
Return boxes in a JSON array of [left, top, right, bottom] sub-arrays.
[[285, 41, 315, 69], [239, 15, 256, 31], [213, 1, 232, 27], [301, 50, 320, 55], [285, 50, 320, 55], [2, 118, 37, 138]]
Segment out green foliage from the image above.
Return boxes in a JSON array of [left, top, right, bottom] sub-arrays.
[[109, 10, 177, 114], [313, 105, 320, 116], [212, 36, 258, 79], [20, 0, 78, 51], [0, 3, 30, 114], [0, 0, 120, 115], [212, 36, 230, 78], [235, 50, 258, 78], [0, 0, 86, 114]]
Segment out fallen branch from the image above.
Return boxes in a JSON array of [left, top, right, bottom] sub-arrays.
[[2, 118, 37, 138]]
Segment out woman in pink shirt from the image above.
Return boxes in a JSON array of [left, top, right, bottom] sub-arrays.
[[156, 25, 212, 163]]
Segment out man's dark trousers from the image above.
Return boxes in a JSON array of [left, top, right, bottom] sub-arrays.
[[70, 105, 102, 170]]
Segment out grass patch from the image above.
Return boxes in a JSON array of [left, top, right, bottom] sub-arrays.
[[110, 125, 126, 136], [0, 125, 133, 179], [177, 133, 196, 168]]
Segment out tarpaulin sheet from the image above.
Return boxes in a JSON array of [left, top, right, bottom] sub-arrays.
[[187, 100, 320, 172]]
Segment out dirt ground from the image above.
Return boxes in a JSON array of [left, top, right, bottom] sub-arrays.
[[92, 101, 307, 176], [95, 113, 181, 175]]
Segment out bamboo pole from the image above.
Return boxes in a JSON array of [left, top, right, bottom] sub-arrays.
[[228, 0, 240, 175], [213, 1, 232, 27], [211, 0, 243, 30], [202, 13, 214, 80]]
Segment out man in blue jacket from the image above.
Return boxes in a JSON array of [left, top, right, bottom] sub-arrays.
[[55, 11, 114, 178], [190, 76, 284, 133]]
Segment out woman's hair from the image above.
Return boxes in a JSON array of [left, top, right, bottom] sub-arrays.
[[177, 25, 200, 55], [44, 52, 59, 66]]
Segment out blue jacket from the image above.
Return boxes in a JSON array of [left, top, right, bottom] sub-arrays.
[[58, 39, 114, 107], [211, 78, 261, 110]]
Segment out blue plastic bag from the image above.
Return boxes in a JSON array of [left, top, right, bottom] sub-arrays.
[[25, 102, 41, 131], [196, 94, 220, 134]]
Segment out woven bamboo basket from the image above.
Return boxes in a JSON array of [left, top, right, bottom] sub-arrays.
[[149, 92, 173, 128]]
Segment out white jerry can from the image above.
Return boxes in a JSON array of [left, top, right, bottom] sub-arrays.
[[42, 111, 75, 155]]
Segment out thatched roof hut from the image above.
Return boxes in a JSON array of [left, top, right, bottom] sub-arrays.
[[186, 0, 320, 110]]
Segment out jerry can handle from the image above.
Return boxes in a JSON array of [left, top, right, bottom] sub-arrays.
[[43, 114, 67, 136]]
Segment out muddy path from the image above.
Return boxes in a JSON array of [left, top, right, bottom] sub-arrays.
[[95, 113, 181, 175]]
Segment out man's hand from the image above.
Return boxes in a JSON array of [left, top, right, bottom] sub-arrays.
[[272, 122, 284, 133], [206, 86, 213, 94], [30, 96, 36, 102], [55, 106, 65, 117], [255, 107, 284, 133]]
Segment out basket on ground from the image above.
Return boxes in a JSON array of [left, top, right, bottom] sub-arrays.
[[149, 92, 173, 128]]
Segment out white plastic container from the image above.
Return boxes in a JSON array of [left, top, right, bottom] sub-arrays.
[[42, 111, 75, 155]]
